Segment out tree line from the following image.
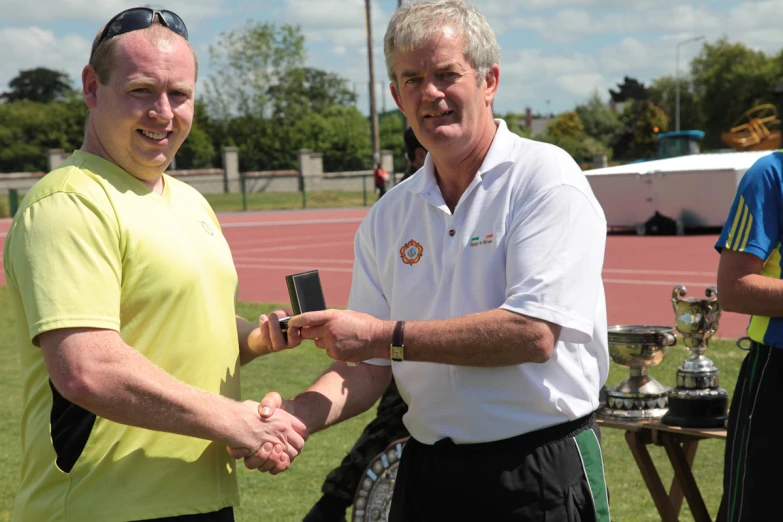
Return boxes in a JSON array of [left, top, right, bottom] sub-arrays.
[[2, 23, 782, 175]]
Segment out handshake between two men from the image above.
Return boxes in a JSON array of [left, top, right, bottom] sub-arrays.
[[229, 306, 391, 475]]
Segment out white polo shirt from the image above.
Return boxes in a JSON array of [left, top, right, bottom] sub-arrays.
[[349, 119, 609, 445]]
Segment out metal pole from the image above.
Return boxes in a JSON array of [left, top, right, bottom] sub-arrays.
[[675, 45, 680, 132], [241, 174, 247, 211], [365, 0, 381, 165], [675, 35, 705, 132], [8, 189, 19, 217], [398, 0, 407, 131]]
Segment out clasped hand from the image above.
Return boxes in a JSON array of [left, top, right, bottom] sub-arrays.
[[226, 398, 308, 475]]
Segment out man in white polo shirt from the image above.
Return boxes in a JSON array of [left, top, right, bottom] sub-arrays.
[[258, 1, 610, 520]]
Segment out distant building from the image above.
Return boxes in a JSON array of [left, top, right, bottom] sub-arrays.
[[524, 107, 552, 136]]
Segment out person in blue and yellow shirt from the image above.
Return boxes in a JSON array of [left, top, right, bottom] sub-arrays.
[[716, 149, 783, 522]]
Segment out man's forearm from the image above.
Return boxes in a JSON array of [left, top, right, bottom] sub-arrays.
[[289, 362, 391, 434], [719, 273, 783, 317], [375, 309, 560, 367], [237, 315, 264, 365], [42, 329, 260, 452]]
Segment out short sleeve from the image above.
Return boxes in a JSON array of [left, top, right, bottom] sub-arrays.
[[347, 217, 392, 367], [500, 184, 606, 344], [715, 157, 782, 261], [6, 192, 122, 342]]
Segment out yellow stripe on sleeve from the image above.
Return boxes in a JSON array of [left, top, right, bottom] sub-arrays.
[[726, 196, 745, 249], [739, 214, 753, 252], [731, 203, 749, 251]]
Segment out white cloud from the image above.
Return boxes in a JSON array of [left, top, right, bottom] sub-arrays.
[[0, 27, 90, 92], [0, 0, 227, 24]]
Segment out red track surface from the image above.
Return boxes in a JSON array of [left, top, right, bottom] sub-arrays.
[[0, 209, 749, 339]]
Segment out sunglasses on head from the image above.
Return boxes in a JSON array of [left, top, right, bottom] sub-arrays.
[[90, 7, 188, 62]]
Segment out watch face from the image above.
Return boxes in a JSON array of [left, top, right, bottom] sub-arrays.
[[391, 345, 404, 362], [353, 438, 408, 522]]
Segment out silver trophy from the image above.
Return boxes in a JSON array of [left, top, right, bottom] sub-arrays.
[[352, 438, 407, 522], [661, 285, 728, 428], [599, 325, 677, 419]]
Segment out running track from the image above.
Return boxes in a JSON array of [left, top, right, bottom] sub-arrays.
[[0, 208, 749, 339]]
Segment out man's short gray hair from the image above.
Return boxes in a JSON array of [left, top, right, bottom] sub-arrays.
[[384, 0, 500, 88]]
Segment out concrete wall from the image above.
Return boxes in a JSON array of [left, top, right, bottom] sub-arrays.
[[2, 147, 400, 196]]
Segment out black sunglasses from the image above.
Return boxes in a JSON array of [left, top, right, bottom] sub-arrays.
[[90, 7, 188, 62]]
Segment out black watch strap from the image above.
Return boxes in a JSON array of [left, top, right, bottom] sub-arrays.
[[392, 321, 405, 346], [391, 321, 405, 362]]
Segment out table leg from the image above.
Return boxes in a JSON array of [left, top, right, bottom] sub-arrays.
[[661, 433, 711, 522], [624, 430, 679, 522], [669, 439, 698, 515]]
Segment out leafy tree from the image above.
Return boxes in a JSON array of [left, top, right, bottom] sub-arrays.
[[613, 100, 668, 160], [379, 111, 405, 172], [0, 95, 87, 172], [648, 76, 704, 134], [204, 21, 306, 121], [497, 111, 532, 138], [269, 67, 357, 122], [536, 111, 611, 163], [691, 38, 782, 149], [203, 21, 367, 171], [609, 76, 649, 103], [176, 101, 217, 169], [2, 68, 74, 103], [546, 111, 584, 139], [321, 105, 372, 171], [575, 91, 622, 148]]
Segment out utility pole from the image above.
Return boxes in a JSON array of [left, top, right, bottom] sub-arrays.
[[398, 0, 408, 131], [365, 0, 381, 165], [675, 35, 705, 131]]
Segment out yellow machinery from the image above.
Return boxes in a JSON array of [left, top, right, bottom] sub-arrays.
[[721, 103, 782, 151]]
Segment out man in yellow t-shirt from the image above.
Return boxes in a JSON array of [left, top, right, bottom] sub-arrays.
[[3, 8, 306, 522]]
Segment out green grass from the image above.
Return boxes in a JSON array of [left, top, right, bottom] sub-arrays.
[[0, 285, 745, 521], [1, 190, 377, 218], [205, 191, 375, 213]]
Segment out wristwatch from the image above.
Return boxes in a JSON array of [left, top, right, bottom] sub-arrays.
[[390, 321, 405, 362]]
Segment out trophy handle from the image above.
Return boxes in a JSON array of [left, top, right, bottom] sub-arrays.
[[657, 331, 677, 347], [671, 284, 687, 315], [672, 285, 688, 299]]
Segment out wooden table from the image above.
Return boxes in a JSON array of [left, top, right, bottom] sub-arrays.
[[596, 416, 727, 522]]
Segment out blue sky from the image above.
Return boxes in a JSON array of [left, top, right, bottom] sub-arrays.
[[1, 0, 782, 117]]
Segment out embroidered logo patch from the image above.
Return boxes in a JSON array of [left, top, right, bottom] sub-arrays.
[[470, 234, 494, 247], [400, 240, 423, 265], [199, 221, 215, 236]]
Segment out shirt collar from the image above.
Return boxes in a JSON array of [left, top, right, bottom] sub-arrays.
[[405, 118, 516, 195]]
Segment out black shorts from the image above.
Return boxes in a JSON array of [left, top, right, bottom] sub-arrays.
[[723, 342, 783, 522], [389, 414, 610, 522]]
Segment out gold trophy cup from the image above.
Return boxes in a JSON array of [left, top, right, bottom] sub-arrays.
[[661, 285, 729, 428]]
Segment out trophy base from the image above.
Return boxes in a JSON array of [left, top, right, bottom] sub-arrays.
[[661, 387, 729, 428], [599, 382, 669, 420]]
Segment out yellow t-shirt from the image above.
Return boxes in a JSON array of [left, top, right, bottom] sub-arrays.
[[4, 151, 241, 521]]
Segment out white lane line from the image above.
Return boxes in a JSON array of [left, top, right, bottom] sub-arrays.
[[233, 257, 353, 265], [221, 217, 363, 228], [234, 263, 353, 273], [603, 268, 716, 277], [233, 240, 352, 255], [604, 278, 714, 287], [229, 232, 354, 248]]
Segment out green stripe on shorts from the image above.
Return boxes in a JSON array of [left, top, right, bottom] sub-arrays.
[[575, 428, 611, 522]]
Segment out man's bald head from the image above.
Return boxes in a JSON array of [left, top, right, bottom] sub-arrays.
[[90, 20, 198, 85]]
